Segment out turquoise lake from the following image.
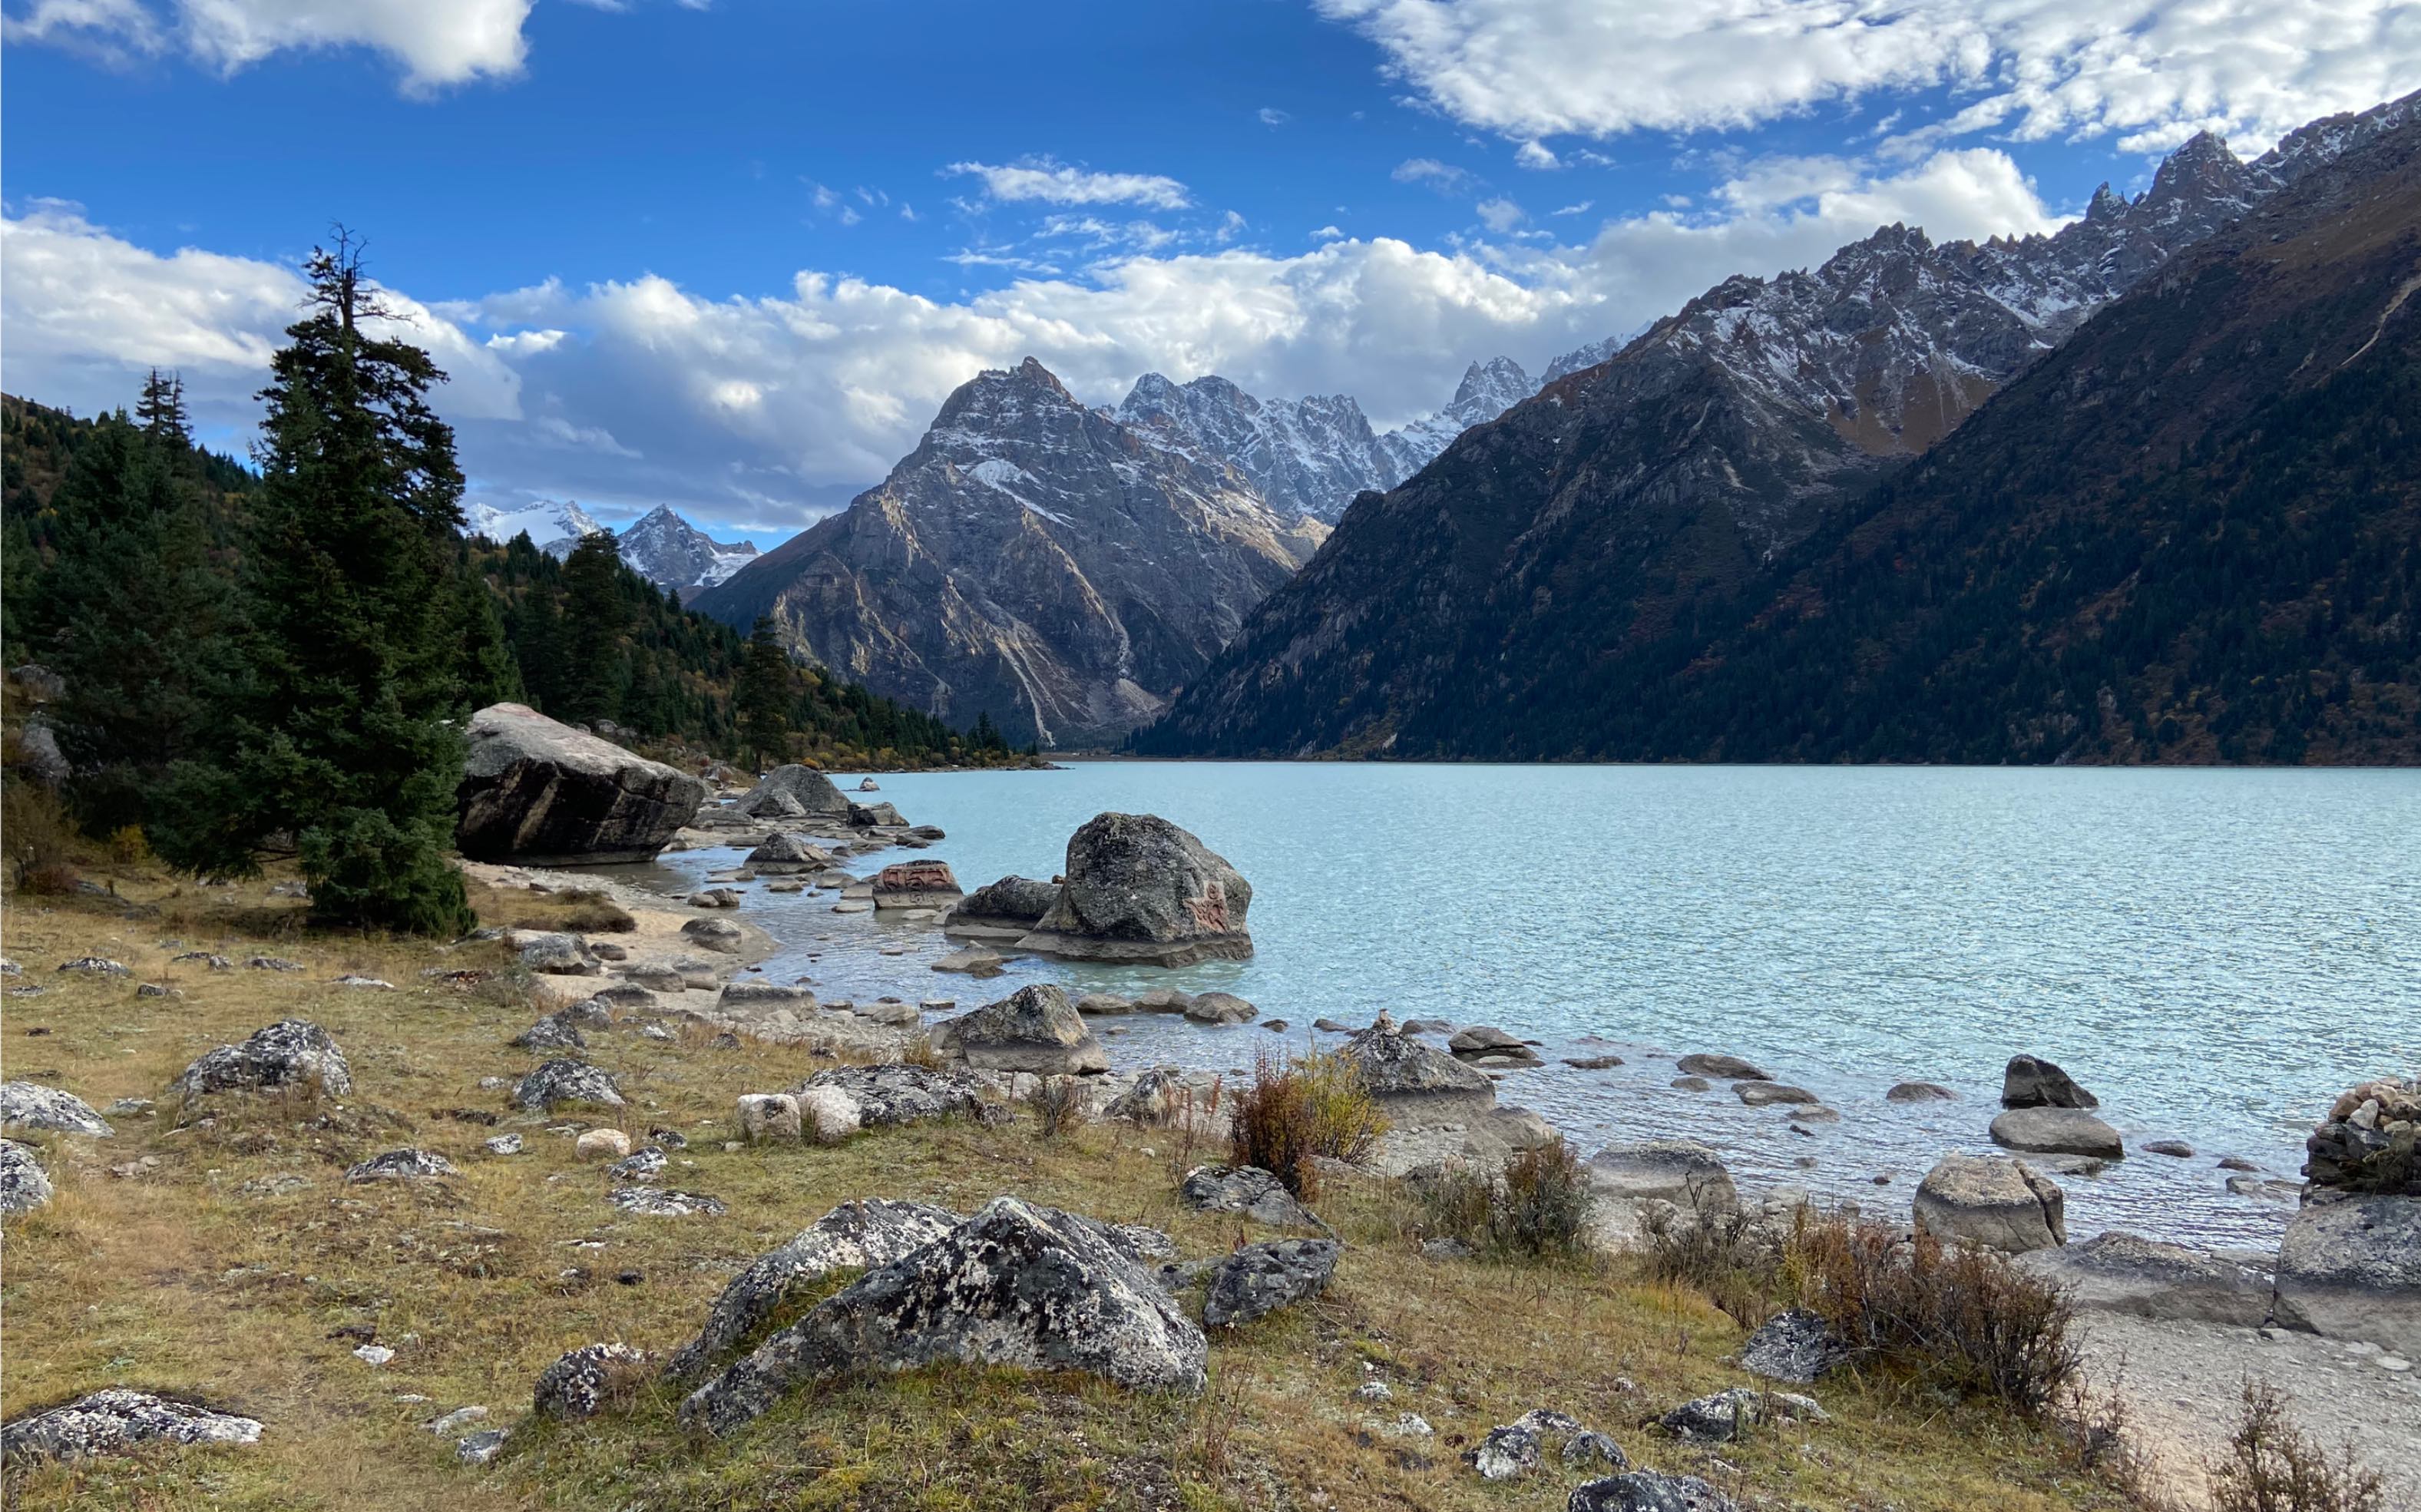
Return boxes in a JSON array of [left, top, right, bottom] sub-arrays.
[[637, 761, 2421, 1251]]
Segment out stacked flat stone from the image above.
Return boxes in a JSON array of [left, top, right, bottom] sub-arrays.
[[2304, 1077, 2421, 1195]]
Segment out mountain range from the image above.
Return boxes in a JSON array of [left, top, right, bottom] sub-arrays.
[[690, 358, 1327, 747], [463, 500, 757, 597], [1139, 91, 2421, 763]]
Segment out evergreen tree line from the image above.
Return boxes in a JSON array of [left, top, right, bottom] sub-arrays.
[[3, 236, 1017, 931]]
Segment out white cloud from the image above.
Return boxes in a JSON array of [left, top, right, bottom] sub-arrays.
[[1316, 0, 2421, 154], [1551, 200, 1593, 216], [5, 0, 536, 91], [1258, 106, 1290, 126], [1474, 197, 1525, 231], [1311, 223, 1346, 240], [1391, 156, 1474, 193], [1514, 140, 1560, 170], [946, 157, 1192, 210], [2, 146, 2072, 538]]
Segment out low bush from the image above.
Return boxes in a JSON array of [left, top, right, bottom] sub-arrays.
[[106, 824, 154, 866], [898, 1032, 944, 1070], [1413, 1137, 1593, 1262], [554, 888, 637, 933], [1, 772, 79, 887], [2208, 1380, 2386, 1512], [1784, 1213, 2081, 1413], [1228, 1049, 1389, 1199], [1641, 1202, 1781, 1324], [1023, 1075, 1083, 1140]]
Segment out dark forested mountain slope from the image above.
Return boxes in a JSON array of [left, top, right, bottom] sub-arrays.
[[1141, 93, 2421, 763]]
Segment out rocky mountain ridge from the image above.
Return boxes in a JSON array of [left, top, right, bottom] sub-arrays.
[[690, 357, 1325, 748], [614, 505, 759, 598], [1141, 90, 2421, 761]]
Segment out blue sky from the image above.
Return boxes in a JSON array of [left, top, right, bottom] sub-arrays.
[[5, 0, 2416, 541]]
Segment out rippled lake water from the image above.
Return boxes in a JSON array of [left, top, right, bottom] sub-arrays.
[[629, 761, 2421, 1251]]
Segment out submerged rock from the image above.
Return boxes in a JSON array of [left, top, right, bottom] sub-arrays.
[[1913, 1153, 2065, 1252], [1016, 813, 1253, 966], [943, 875, 1061, 940], [1989, 1106, 2125, 1160], [678, 1197, 1209, 1435], [1885, 1081, 1956, 1103], [1675, 1054, 1770, 1081], [1735, 1081, 1821, 1108], [457, 703, 707, 865], [0, 1389, 263, 1464], [171, 1021, 351, 1100], [1184, 991, 1257, 1025]]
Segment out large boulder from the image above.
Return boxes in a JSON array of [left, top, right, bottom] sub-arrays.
[[1179, 1165, 1318, 1229], [0, 1081, 114, 1137], [2001, 1054, 2099, 1110], [2272, 1189, 2421, 1355], [456, 703, 709, 864], [1335, 1020, 1494, 1119], [1585, 1139, 1738, 1212], [797, 1064, 996, 1127], [170, 1021, 351, 1100], [745, 832, 834, 875], [942, 876, 1062, 941], [738, 765, 852, 820], [678, 1196, 1209, 1435], [2013, 1231, 2274, 1326], [871, 860, 962, 911], [931, 984, 1108, 1075], [1989, 1106, 2125, 1160], [0, 1139, 54, 1213], [1202, 1239, 1340, 1328], [1015, 813, 1253, 966], [665, 1199, 964, 1381], [1569, 1473, 1739, 1512], [2303, 1077, 2421, 1194], [0, 1390, 262, 1464], [1913, 1153, 2065, 1253], [511, 1058, 625, 1111]]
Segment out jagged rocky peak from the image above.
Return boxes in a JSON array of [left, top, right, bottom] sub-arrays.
[[617, 505, 759, 597]]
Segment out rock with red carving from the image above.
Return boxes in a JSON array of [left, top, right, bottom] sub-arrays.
[[1016, 813, 1252, 966], [871, 860, 963, 911]]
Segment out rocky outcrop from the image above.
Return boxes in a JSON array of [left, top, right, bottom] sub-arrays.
[[2304, 1077, 2420, 1194], [1461, 1408, 1626, 1482], [678, 1197, 1209, 1435], [1, 1390, 262, 1464], [796, 1065, 995, 1127], [1014, 813, 1252, 965], [2273, 1189, 2421, 1354], [0, 1081, 114, 1137], [1990, 1106, 2125, 1159], [344, 1149, 457, 1183], [455, 703, 707, 864], [2002, 1054, 2099, 1110], [1335, 1019, 1494, 1118], [511, 1058, 625, 1111], [1586, 1140, 1738, 1212], [931, 984, 1107, 1075], [690, 358, 1325, 748], [1913, 1153, 2065, 1252], [171, 1021, 351, 1100], [1179, 1165, 1317, 1229], [664, 1199, 965, 1382], [2013, 1231, 2274, 1326], [1201, 1238, 1338, 1327], [0, 1139, 53, 1213], [941, 875, 1060, 941]]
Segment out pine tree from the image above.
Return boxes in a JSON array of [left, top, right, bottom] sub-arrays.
[[451, 566, 522, 709], [558, 530, 627, 724], [735, 616, 792, 769], [154, 231, 475, 935], [134, 369, 191, 449]]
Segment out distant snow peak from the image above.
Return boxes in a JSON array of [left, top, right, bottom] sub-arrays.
[[615, 504, 759, 596], [463, 499, 607, 556]]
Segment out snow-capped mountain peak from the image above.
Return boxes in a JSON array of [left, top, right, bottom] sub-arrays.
[[463, 499, 607, 554], [615, 505, 759, 597]]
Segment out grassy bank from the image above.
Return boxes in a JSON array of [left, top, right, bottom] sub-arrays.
[[1, 865, 2142, 1510]]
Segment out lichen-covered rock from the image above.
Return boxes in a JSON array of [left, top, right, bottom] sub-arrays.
[[0, 1081, 114, 1137], [795, 1085, 862, 1143], [737, 765, 852, 819], [738, 1093, 802, 1143], [1568, 1472, 1741, 1512], [1990, 1106, 2125, 1159], [517, 932, 600, 975], [1659, 1386, 1825, 1441], [2304, 1076, 2421, 1194], [1015, 813, 1253, 965], [679, 1196, 1209, 1434], [746, 832, 834, 874], [0, 1389, 262, 1464], [1179, 1165, 1317, 1229], [1105, 1066, 1190, 1125], [171, 1021, 351, 1100], [796, 1065, 994, 1127], [511, 1014, 587, 1052], [0, 1139, 54, 1212], [2272, 1188, 2421, 1355], [2002, 1054, 2099, 1110], [610, 1187, 727, 1217], [664, 1199, 964, 1381], [1465, 1423, 1543, 1481], [943, 875, 1062, 940], [345, 1149, 457, 1183], [457, 703, 708, 864], [1738, 1307, 1851, 1383], [932, 984, 1108, 1075], [531, 1343, 648, 1420], [1463, 1409, 1626, 1482], [1913, 1153, 2065, 1252], [1201, 1238, 1338, 1328], [1335, 1020, 1494, 1116], [511, 1058, 625, 1112]]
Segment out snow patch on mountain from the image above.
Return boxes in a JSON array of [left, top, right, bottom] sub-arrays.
[[463, 500, 607, 556]]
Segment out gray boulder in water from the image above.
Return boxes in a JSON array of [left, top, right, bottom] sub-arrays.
[[1989, 1105, 2125, 1159], [171, 1021, 352, 1100], [737, 764, 852, 820], [677, 1196, 1209, 1435], [932, 983, 1107, 1075], [1335, 1020, 1495, 1116], [1015, 813, 1253, 966], [746, 832, 834, 874], [1912, 1153, 2065, 1252], [1, 1389, 262, 1464], [944, 875, 1063, 940], [456, 703, 708, 865], [664, 1199, 964, 1381], [2001, 1054, 2099, 1110]]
